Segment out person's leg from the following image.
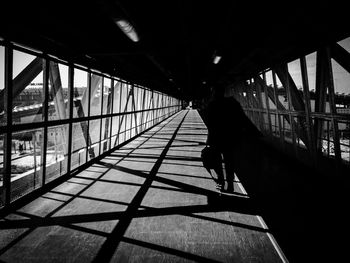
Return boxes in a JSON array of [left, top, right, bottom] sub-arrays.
[[223, 150, 235, 192], [213, 153, 225, 190], [212, 150, 225, 190]]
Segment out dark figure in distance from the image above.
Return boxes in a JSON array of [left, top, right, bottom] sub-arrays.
[[206, 85, 261, 193]]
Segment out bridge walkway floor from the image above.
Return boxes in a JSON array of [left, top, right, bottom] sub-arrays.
[[0, 110, 286, 262]]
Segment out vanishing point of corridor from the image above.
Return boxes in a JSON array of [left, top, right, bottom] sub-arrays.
[[0, 110, 286, 262]]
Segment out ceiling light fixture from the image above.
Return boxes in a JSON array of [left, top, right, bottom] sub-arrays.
[[115, 19, 139, 42], [213, 55, 222, 64]]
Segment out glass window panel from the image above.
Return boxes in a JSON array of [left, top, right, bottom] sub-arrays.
[[338, 121, 350, 163], [90, 74, 102, 116], [71, 121, 88, 170], [113, 81, 121, 114], [137, 110, 143, 129], [268, 97, 276, 110], [305, 52, 316, 112], [280, 115, 292, 142], [158, 93, 162, 108], [151, 92, 155, 109], [119, 131, 125, 145], [119, 115, 126, 134], [134, 112, 139, 132], [320, 119, 334, 158], [120, 83, 127, 113], [162, 94, 165, 108], [142, 108, 148, 125], [331, 59, 350, 96], [111, 116, 119, 137], [157, 93, 161, 108], [133, 87, 138, 111], [46, 125, 68, 183], [110, 116, 119, 148], [111, 135, 117, 149], [102, 77, 112, 115], [12, 50, 43, 124], [11, 128, 43, 202], [274, 74, 289, 110], [139, 89, 144, 111], [136, 88, 142, 111], [132, 87, 137, 111], [126, 129, 131, 141], [100, 117, 111, 154], [73, 68, 88, 118], [263, 71, 275, 110], [260, 91, 267, 109], [48, 62, 69, 120], [153, 92, 158, 109], [88, 119, 101, 159], [144, 90, 149, 110], [288, 59, 303, 90], [126, 85, 132, 112], [338, 37, 350, 53], [0, 46, 4, 126]]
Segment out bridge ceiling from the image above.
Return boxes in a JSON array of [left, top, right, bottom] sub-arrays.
[[1, 0, 349, 100]]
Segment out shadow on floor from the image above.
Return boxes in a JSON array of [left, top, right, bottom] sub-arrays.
[[232, 135, 350, 262]]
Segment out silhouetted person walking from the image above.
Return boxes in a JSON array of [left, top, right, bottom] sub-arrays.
[[206, 84, 261, 193]]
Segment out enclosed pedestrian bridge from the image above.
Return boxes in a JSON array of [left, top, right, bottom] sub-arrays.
[[1, 1, 350, 262]]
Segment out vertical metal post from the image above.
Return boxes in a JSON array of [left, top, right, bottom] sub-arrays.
[[41, 57, 49, 185], [283, 63, 297, 155], [32, 131, 37, 188], [66, 64, 74, 173], [124, 84, 129, 139], [109, 79, 114, 150], [115, 81, 123, 147], [99, 76, 104, 156], [254, 76, 266, 132], [300, 56, 317, 164], [272, 70, 284, 144], [314, 50, 328, 152], [86, 71, 91, 162], [140, 88, 146, 132], [3, 44, 13, 205], [261, 73, 272, 135], [131, 84, 138, 135]]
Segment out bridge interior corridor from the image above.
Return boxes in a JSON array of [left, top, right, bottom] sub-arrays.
[[0, 110, 286, 263]]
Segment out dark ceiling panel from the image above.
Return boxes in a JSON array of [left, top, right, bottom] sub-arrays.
[[1, 0, 349, 100]]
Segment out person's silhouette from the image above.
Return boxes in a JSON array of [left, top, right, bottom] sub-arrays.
[[206, 84, 261, 193]]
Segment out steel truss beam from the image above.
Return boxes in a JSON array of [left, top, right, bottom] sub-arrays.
[[314, 49, 328, 152], [330, 43, 350, 74], [49, 62, 68, 154], [275, 65, 309, 148], [0, 57, 42, 113]]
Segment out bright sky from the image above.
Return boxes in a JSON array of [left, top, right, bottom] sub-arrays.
[[1, 37, 350, 94]]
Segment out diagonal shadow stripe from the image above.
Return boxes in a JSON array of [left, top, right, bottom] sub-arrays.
[[2, 199, 259, 231], [92, 111, 189, 262], [100, 163, 223, 198], [121, 237, 222, 263], [0, 113, 181, 257]]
